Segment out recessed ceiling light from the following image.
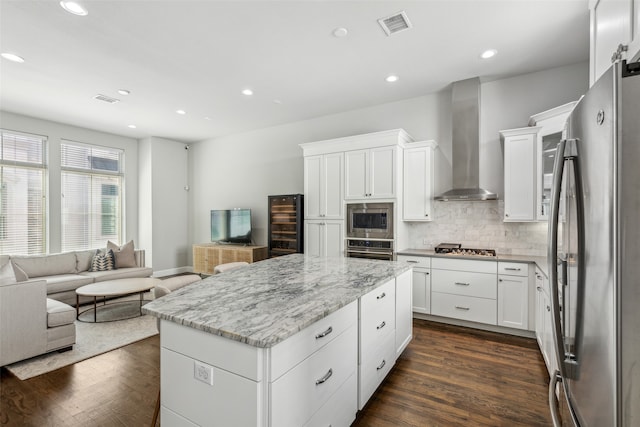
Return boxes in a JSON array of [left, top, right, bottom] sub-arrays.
[[242, 89, 253, 96], [127, 124, 137, 129], [273, 99, 282, 105], [176, 109, 187, 115], [480, 49, 497, 59], [1, 53, 25, 63], [60, 1, 88, 16], [204, 116, 212, 121], [332, 27, 348, 38], [118, 89, 130, 96], [385, 75, 399, 83]]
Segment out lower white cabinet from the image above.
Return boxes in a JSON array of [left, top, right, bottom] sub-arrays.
[[304, 220, 343, 258], [397, 255, 431, 314], [497, 262, 529, 330], [535, 267, 556, 378]]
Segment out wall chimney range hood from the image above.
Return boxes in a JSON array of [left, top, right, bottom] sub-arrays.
[[434, 77, 498, 201]]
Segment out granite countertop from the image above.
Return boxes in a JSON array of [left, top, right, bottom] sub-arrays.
[[142, 254, 411, 348], [397, 249, 549, 277]]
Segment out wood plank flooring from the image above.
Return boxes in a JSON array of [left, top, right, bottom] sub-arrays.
[[1, 319, 551, 426]]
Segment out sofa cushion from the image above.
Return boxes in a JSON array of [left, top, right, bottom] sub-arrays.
[[107, 240, 136, 268], [90, 249, 116, 271], [0, 260, 16, 286], [12, 262, 29, 282], [75, 250, 95, 273], [46, 298, 76, 328], [42, 274, 94, 294], [12, 253, 77, 278], [79, 267, 153, 282]]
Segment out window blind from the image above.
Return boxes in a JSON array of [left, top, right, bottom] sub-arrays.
[[0, 130, 47, 255], [61, 141, 123, 252]]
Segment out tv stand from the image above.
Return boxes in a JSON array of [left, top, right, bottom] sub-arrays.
[[192, 243, 267, 275]]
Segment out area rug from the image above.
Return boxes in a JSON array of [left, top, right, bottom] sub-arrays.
[[5, 298, 158, 380]]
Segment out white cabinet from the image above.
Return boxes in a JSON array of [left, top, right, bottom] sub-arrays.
[[535, 267, 556, 378], [394, 270, 413, 358], [345, 146, 396, 200], [304, 152, 343, 219], [590, 0, 640, 87], [497, 262, 529, 330], [403, 141, 436, 221], [304, 220, 343, 258], [501, 127, 539, 222], [397, 255, 431, 314]]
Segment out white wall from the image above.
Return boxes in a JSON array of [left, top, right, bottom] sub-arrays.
[[0, 111, 139, 254], [139, 137, 190, 275], [190, 61, 589, 258]]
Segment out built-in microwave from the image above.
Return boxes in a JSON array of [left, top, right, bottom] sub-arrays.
[[346, 202, 394, 240]]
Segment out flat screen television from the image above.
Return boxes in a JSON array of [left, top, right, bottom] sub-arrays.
[[211, 209, 252, 244]]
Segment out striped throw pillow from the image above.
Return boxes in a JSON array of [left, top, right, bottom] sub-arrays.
[[90, 249, 116, 272]]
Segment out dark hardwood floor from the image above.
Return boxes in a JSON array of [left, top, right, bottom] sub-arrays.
[[1, 319, 551, 426]]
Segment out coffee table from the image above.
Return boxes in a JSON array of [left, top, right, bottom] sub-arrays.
[[76, 277, 161, 323]]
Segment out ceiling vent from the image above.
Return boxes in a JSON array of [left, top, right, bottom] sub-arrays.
[[93, 94, 120, 104], [378, 11, 412, 36]]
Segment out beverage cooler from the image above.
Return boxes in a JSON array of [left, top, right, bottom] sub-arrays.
[[268, 194, 303, 258]]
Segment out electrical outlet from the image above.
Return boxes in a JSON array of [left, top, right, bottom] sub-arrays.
[[193, 360, 214, 385]]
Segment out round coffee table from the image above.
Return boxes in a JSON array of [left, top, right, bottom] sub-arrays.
[[76, 277, 161, 322]]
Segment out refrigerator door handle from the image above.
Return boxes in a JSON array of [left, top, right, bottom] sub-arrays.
[[548, 138, 568, 378], [549, 370, 563, 427]]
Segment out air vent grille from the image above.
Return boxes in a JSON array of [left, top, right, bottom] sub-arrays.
[[378, 11, 412, 36], [93, 94, 120, 104]]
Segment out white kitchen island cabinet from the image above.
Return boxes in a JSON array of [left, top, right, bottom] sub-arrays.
[[143, 255, 412, 427]]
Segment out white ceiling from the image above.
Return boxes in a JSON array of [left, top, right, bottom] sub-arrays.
[[0, 0, 589, 143]]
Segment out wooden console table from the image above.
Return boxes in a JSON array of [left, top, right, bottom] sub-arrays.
[[192, 243, 268, 275]]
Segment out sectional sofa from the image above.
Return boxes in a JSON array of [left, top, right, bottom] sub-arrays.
[[4, 249, 153, 306]]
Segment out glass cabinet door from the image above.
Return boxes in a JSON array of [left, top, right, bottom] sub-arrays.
[[540, 131, 563, 219]]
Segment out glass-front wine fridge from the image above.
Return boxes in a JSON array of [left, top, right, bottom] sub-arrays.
[[268, 194, 303, 258]]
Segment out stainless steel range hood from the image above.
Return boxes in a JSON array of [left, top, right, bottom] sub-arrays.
[[434, 78, 498, 201]]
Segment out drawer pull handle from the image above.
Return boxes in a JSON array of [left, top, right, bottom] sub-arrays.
[[406, 260, 419, 263], [505, 267, 521, 271], [315, 368, 333, 385], [454, 282, 470, 286], [315, 326, 333, 339], [536, 286, 543, 292], [376, 321, 386, 330], [455, 306, 470, 311], [376, 292, 386, 300], [376, 359, 386, 371]]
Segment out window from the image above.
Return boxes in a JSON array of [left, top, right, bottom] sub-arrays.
[[0, 130, 47, 255], [61, 141, 123, 251]]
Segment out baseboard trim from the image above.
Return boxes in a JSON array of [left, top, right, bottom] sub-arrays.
[[412, 313, 536, 339], [152, 266, 194, 278]]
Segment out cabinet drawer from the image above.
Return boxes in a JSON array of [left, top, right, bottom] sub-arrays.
[[359, 328, 396, 409], [431, 269, 496, 299], [498, 262, 529, 277], [303, 372, 357, 427], [397, 255, 431, 268], [271, 325, 357, 427], [360, 278, 395, 312], [270, 300, 357, 380], [431, 292, 497, 325], [432, 257, 497, 273]]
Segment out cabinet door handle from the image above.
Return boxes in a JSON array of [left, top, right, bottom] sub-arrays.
[[499, 278, 503, 282], [505, 213, 510, 217], [315, 326, 333, 339], [315, 368, 333, 385], [454, 282, 470, 286], [426, 272, 430, 275], [376, 321, 386, 330], [376, 359, 386, 371], [505, 267, 521, 271], [376, 292, 386, 300], [455, 306, 470, 311]]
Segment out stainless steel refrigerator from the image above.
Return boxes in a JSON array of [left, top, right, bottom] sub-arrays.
[[547, 59, 640, 426]]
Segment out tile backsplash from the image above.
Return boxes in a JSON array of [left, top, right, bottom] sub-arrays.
[[405, 200, 548, 257]]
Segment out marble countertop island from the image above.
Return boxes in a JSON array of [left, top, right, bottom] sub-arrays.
[[142, 254, 410, 348]]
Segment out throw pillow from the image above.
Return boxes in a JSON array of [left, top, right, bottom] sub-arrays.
[[90, 249, 116, 272], [11, 261, 29, 282], [107, 240, 136, 268], [0, 260, 17, 286]]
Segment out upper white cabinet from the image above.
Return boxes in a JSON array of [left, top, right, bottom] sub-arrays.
[[345, 146, 397, 200], [304, 152, 344, 219], [501, 127, 539, 222], [402, 141, 437, 221], [590, 0, 640, 86]]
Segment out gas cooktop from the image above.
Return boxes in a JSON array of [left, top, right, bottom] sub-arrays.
[[434, 243, 496, 257]]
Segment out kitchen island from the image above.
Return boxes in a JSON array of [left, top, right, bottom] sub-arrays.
[[143, 254, 412, 427]]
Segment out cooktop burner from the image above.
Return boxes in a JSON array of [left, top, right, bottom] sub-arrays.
[[435, 243, 496, 257]]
